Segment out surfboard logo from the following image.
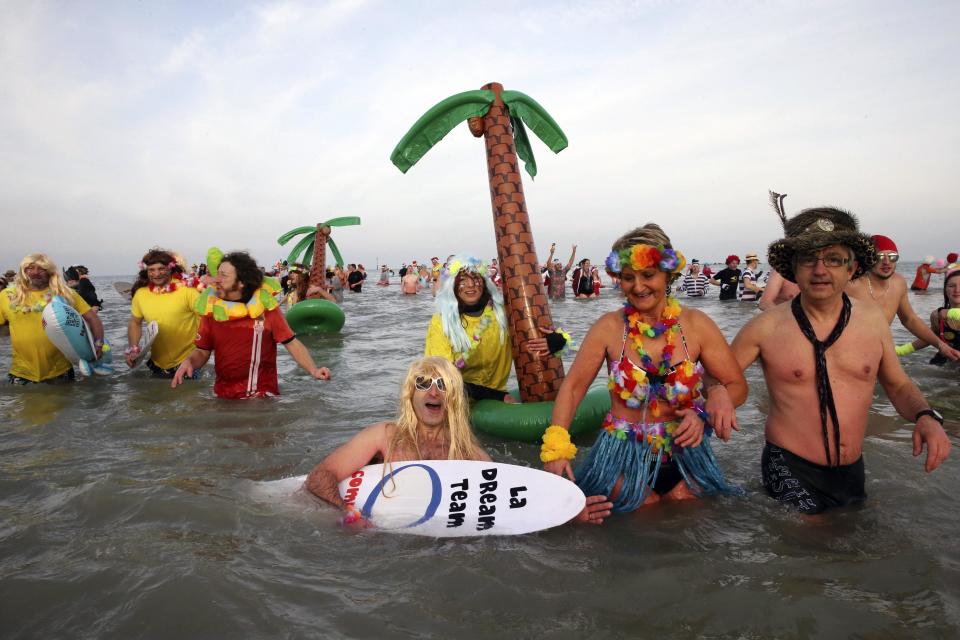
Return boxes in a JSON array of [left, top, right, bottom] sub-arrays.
[[359, 463, 442, 528]]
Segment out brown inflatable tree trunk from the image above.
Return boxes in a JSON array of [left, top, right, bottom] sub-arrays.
[[307, 224, 330, 298], [475, 82, 564, 402]]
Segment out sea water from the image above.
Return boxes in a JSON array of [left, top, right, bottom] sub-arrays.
[[1, 267, 957, 639]]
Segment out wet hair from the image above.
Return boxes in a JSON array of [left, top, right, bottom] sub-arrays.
[[10, 253, 74, 307], [611, 223, 681, 283], [386, 357, 483, 464], [131, 248, 184, 297], [220, 252, 263, 297]]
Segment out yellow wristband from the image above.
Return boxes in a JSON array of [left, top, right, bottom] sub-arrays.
[[540, 425, 577, 463], [895, 343, 916, 356]]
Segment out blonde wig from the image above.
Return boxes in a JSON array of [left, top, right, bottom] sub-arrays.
[[8, 253, 75, 308], [386, 356, 483, 462]]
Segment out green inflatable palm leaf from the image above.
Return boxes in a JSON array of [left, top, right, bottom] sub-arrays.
[[277, 226, 315, 246], [325, 216, 361, 227], [501, 90, 569, 153], [501, 90, 568, 178], [285, 234, 315, 266], [327, 238, 345, 267], [390, 90, 495, 173]]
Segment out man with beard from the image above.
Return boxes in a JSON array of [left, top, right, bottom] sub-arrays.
[[0, 253, 105, 383], [846, 235, 960, 362], [171, 251, 331, 398], [731, 209, 950, 514], [126, 249, 202, 376]]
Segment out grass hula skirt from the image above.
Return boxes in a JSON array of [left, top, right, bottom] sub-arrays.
[[575, 420, 737, 513]]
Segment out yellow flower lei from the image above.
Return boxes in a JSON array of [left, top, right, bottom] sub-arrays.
[[540, 425, 577, 462]]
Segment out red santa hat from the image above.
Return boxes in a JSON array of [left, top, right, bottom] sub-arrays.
[[871, 234, 898, 253]]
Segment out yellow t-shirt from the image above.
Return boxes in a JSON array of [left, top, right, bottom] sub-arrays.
[[0, 289, 91, 381], [130, 285, 201, 370], [424, 312, 513, 392]]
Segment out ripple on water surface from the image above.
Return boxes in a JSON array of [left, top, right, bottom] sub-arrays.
[[0, 273, 958, 638]]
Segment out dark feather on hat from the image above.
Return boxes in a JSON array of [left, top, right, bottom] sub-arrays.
[[768, 190, 788, 229]]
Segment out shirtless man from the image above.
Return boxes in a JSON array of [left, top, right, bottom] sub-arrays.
[[846, 234, 960, 361], [757, 269, 799, 310], [400, 268, 419, 294], [305, 357, 612, 524], [731, 208, 950, 514]]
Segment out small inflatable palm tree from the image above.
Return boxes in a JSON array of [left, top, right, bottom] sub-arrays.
[[277, 216, 360, 293], [390, 82, 567, 402]]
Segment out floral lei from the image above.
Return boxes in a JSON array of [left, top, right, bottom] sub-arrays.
[[147, 274, 184, 294], [4, 288, 53, 313], [453, 304, 494, 368], [611, 295, 705, 419], [605, 243, 686, 277]]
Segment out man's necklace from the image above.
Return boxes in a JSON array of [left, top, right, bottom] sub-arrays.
[[866, 274, 889, 300]]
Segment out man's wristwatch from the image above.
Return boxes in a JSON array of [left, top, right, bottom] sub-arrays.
[[915, 408, 944, 426]]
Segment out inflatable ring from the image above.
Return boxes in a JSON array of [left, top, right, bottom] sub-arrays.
[[286, 299, 345, 334], [470, 386, 610, 443]]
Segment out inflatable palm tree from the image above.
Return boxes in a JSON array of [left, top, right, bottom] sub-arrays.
[[391, 82, 568, 402], [278, 216, 360, 294]]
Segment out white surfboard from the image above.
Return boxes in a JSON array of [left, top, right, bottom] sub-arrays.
[[254, 460, 586, 537], [130, 320, 159, 368]]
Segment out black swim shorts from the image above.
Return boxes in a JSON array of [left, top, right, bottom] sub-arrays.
[[761, 442, 866, 514]]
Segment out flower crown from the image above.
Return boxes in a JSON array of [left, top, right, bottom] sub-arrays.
[[605, 244, 686, 276]]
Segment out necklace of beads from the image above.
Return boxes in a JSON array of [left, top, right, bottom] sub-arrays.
[[454, 304, 494, 369], [624, 296, 682, 376]]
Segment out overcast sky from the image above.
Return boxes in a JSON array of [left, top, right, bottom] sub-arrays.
[[2, 0, 958, 275]]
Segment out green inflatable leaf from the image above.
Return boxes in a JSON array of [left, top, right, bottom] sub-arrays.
[[324, 216, 361, 227], [501, 90, 568, 154], [213, 306, 228, 321], [390, 90, 495, 173], [285, 233, 315, 266], [327, 238, 344, 268], [510, 116, 538, 179], [277, 226, 315, 246]]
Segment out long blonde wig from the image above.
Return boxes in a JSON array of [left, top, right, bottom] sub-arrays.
[[386, 357, 483, 462], [8, 253, 75, 307]]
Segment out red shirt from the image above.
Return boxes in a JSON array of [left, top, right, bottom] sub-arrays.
[[911, 264, 934, 291], [195, 307, 295, 399]]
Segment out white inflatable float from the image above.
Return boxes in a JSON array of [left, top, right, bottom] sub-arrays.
[[41, 296, 112, 376]]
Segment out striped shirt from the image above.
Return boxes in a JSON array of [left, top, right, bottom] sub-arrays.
[[738, 268, 762, 302], [679, 273, 710, 297]]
